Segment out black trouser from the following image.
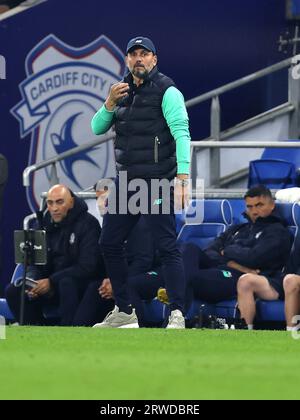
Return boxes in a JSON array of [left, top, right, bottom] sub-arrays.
[[100, 178, 185, 314], [126, 243, 241, 323], [73, 280, 114, 326], [181, 243, 241, 307], [5, 284, 55, 325], [128, 271, 165, 327], [5, 276, 92, 326]]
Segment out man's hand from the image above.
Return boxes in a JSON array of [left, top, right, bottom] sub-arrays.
[[99, 278, 113, 300], [174, 176, 190, 211], [27, 278, 51, 299], [227, 261, 260, 275], [105, 82, 129, 111]]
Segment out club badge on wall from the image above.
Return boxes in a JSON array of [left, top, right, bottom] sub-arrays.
[[11, 34, 125, 211]]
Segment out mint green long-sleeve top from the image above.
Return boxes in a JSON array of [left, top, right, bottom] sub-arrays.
[[91, 86, 191, 175]]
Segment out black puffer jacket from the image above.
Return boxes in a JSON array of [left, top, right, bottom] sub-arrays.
[[114, 66, 177, 180], [30, 197, 103, 288], [205, 211, 292, 276]]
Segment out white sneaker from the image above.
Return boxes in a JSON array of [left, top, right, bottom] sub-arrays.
[[166, 310, 185, 329], [92, 306, 139, 329]]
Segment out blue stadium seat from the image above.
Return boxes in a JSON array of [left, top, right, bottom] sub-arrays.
[[215, 300, 238, 319], [256, 300, 285, 322], [9, 264, 61, 320], [143, 299, 166, 326], [0, 298, 14, 320], [177, 199, 233, 248], [185, 300, 216, 321], [228, 199, 247, 225], [276, 202, 300, 240], [185, 299, 238, 323], [175, 212, 185, 234], [261, 142, 300, 169], [248, 159, 298, 189], [11, 263, 24, 283]]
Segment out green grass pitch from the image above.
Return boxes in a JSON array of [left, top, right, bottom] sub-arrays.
[[0, 327, 300, 400]]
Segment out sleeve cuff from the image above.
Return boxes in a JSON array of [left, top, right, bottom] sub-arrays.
[[177, 162, 190, 175], [99, 105, 114, 122]]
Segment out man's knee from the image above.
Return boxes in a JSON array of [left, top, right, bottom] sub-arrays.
[[5, 283, 19, 301], [283, 274, 300, 294], [99, 238, 124, 258], [237, 274, 258, 294], [59, 277, 76, 292], [128, 275, 144, 295], [86, 280, 101, 293], [158, 246, 181, 263]]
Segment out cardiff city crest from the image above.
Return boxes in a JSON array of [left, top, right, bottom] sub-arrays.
[[12, 34, 126, 211]]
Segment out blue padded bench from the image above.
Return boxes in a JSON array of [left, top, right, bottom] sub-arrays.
[[229, 199, 247, 225], [248, 142, 300, 190], [143, 299, 166, 326], [261, 142, 300, 170], [256, 300, 285, 322], [248, 159, 298, 189], [8, 264, 61, 320], [0, 298, 14, 320], [177, 199, 233, 249]]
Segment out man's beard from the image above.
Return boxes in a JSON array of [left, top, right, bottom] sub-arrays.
[[132, 67, 149, 79]]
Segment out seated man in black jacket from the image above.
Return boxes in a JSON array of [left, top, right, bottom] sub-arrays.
[[5, 184, 103, 326], [234, 187, 293, 329], [159, 186, 291, 322]]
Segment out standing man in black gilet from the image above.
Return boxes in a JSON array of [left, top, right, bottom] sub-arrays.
[[91, 36, 191, 328]]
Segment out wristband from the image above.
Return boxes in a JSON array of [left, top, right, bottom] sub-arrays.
[[176, 178, 189, 187]]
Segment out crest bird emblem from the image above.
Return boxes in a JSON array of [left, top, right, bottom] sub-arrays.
[[51, 112, 100, 189]]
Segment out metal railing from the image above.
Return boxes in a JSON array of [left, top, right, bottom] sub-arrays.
[[186, 58, 293, 109], [187, 56, 300, 187], [191, 141, 300, 148], [190, 140, 300, 189], [23, 133, 113, 187], [22, 57, 300, 194], [0, 0, 46, 22]]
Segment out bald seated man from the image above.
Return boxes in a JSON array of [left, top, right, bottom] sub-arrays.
[[6, 185, 104, 326]]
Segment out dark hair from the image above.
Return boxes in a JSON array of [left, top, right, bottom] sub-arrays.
[[244, 185, 273, 200]]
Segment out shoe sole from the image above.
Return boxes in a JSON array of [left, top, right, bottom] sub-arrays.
[[166, 326, 185, 329], [118, 323, 139, 329], [93, 323, 139, 329]]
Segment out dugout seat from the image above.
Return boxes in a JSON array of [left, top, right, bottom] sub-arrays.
[[0, 298, 14, 320], [248, 159, 298, 189], [5, 264, 61, 321], [177, 199, 233, 248], [261, 142, 300, 170], [228, 199, 247, 225]]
